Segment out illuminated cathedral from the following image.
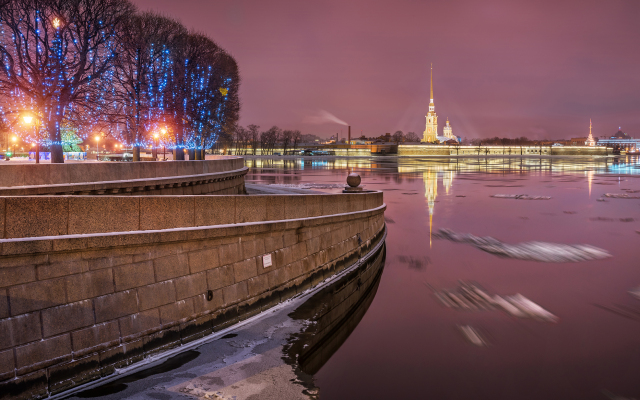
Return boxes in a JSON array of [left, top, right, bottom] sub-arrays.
[[422, 65, 459, 143], [422, 65, 438, 143]]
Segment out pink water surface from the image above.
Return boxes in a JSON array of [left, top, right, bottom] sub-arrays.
[[247, 156, 640, 400]]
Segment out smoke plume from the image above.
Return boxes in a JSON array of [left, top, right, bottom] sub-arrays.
[[303, 110, 348, 126]]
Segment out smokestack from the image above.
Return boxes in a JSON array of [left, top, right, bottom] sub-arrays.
[[348, 126, 351, 144]]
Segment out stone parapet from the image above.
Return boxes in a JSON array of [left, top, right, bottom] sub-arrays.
[[0, 191, 386, 399], [0, 191, 383, 240], [0, 158, 246, 196]]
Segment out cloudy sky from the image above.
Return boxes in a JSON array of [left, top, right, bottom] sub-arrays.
[[132, 0, 640, 140]]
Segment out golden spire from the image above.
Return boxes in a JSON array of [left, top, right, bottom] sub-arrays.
[[430, 63, 434, 103]]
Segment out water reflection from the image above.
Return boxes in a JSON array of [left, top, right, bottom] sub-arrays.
[[246, 155, 640, 176], [245, 155, 640, 400], [283, 244, 386, 397]]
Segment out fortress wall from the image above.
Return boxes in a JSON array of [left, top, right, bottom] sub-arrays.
[[0, 192, 385, 399], [398, 145, 609, 156]]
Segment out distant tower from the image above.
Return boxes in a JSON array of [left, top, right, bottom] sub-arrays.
[[585, 119, 596, 146], [443, 118, 453, 139], [422, 64, 438, 143]]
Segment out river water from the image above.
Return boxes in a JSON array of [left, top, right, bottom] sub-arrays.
[[73, 155, 640, 400], [245, 155, 640, 400]]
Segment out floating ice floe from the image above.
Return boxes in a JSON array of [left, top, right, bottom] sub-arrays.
[[491, 194, 551, 200], [434, 229, 611, 262], [432, 281, 558, 322], [630, 287, 640, 301], [458, 325, 487, 347], [602, 389, 639, 400], [604, 193, 640, 199], [505, 294, 558, 322]]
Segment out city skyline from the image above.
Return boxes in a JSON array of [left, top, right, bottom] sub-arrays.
[[131, 0, 640, 140]]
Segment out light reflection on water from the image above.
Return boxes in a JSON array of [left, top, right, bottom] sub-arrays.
[[247, 155, 640, 400]]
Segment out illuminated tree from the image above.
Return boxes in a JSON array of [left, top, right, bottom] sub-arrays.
[[60, 125, 82, 152], [108, 13, 186, 161], [0, 0, 135, 163]]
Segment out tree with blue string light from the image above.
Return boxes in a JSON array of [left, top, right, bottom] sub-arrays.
[[0, 0, 240, 163]]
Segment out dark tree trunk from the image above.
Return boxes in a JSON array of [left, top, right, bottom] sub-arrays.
[[133, 146, 141, 161], [48, 119, 64, 163], [187, 148, 195, 160], [174, 148, 185, 160], [50, 143, 64, 163]]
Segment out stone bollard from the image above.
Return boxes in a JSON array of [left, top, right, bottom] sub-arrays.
[[343, 172, 364, 193]]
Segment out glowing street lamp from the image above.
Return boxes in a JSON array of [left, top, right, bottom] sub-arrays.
[[52, 17, 61, 29]]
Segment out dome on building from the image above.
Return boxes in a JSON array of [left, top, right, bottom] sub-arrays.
[[612, 130, 628, 139]]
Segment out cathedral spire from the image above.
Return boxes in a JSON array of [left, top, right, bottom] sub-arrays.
[[430, 63, 434, 104], [586, 118, 596, 147]]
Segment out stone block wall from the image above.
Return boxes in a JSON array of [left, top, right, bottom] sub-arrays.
[[0, 192, 385, 399]]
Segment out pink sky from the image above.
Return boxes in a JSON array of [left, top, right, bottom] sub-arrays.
[[131, 0, 640, 140]]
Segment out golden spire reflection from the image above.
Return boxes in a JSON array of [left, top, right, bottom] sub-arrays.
[[423, 170, 437, 248], [587, 170, 593, 197], [423, 168, 457, 247]]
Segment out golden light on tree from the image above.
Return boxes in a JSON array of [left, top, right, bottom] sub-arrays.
[[52, 17, 61, 29]]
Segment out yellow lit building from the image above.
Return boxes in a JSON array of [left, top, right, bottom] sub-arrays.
[[422, 65, 438, 143]]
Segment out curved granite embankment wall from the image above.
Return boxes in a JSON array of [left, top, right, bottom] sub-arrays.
[[0, 192, 385, 399], [0, 158, 246, 196]]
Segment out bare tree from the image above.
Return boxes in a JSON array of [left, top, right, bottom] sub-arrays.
[[281, 130, 293, 155], [247, 124, 259, 155], [292, 130, 301, 152], [0, 0, 135, 163], [405, 132, 419, 142], [392, 130, 404, 144]]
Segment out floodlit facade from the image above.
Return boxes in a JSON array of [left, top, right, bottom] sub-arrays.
[[585, 119, 596, 146], [422, 65, 438, 143]]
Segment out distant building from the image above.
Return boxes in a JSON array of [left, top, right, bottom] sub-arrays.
[[596, 127, 639, 151], [611, 128, 631, 139], [437, 118, 460, 143], [422, 65, 438, 143], [585, 119, 596, 146], [570, 137, 588, 146]]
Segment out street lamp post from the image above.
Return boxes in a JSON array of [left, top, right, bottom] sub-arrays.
[[153, 133, 159, 161], [22, 115, 40, 163], [95, 136, 100, 161], [161, 128, 167, 161], [11, 136, 17, 157]]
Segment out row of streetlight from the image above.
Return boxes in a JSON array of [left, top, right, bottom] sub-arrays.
[[11, 115, 171, 162]]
